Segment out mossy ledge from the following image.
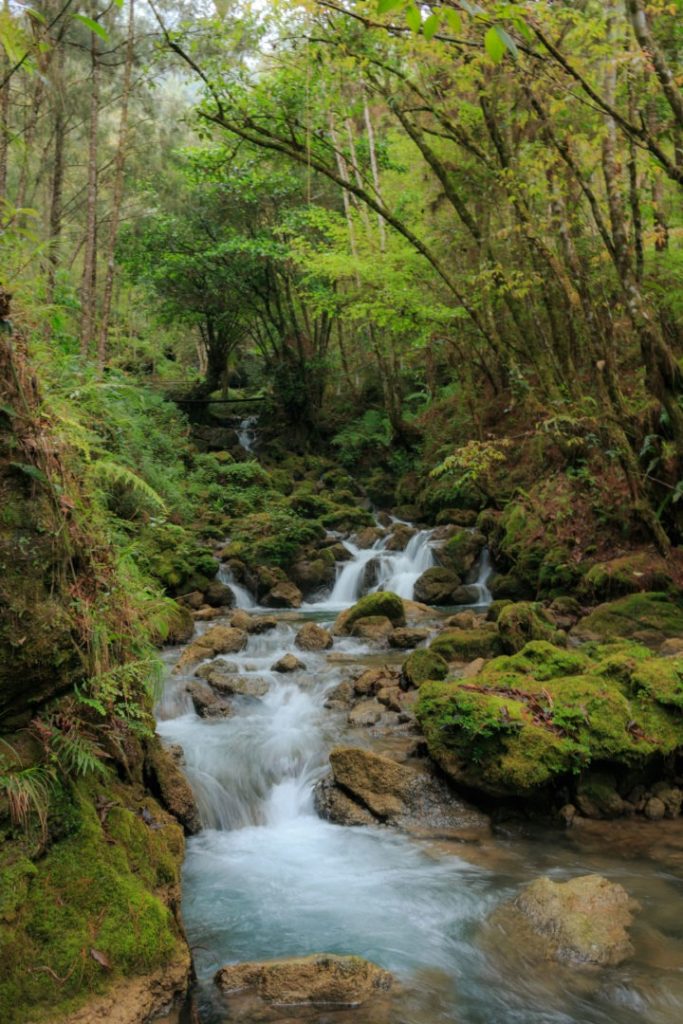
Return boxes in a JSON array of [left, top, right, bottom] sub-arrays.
[[416, 639, 683, 801]]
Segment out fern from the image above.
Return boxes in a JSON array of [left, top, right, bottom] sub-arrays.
[[0, 744, 57, 843], [89, 458, 168, 515]]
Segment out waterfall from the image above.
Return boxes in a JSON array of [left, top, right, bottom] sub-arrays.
[[218, 564, 257, 609], [236, 414, 258, 453], [374, 529, 435, 598], [468, 546, 493, 607]]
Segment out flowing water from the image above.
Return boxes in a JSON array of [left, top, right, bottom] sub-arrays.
[[158, 529, 683, 1024], [237, 415, 259, 453]]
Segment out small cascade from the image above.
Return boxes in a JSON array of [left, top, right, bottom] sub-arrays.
[[374, 529, 435, 598], [317, 542, 379, 608], [218, 564, 257, 610], [468, 546, 493, 607], [236, 415, 258, 453]]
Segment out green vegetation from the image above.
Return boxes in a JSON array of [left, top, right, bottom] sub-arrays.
[[417, 640, 683, 798]]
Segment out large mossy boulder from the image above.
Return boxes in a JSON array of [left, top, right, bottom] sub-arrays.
[[436, 529, 486, 576], [573, 592, 683, 647], [497, 601, 565, 653], [333, 591, 406, 636], [580, 550, 678, 601], [136, 523, 218, 596], [417, 639, 683, 798], [429, 626, 503, 662]]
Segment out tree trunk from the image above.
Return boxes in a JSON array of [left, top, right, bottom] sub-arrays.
[[79, 21, 100, 357], [98, 0, 135, 372]]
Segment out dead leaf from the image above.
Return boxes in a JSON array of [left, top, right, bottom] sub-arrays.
[[90, 948, 111, 970]]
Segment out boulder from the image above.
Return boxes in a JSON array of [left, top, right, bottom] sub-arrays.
[[353, 526, 384, 549], [497, 601, 565, 653], [178, 590, 204, 611], [384, 524, 416, 551], [145, 744, 200, 835], [289, 558, 336, 595], [204, 670, 269, 699], [450, 585, 484, 606], [186, 681, 232, 718], [572, 592, 683, 647], [348, 700, 383, 727], [413, 567, 461, 606], [401, 649, 448, 689], [263, 580, 303, 609], [295, 622, 333, 651], [203, 581, 236, 608], [248, 616, 278, 634], [492, 875, 639, 967], [350, 615, 394, 642], [165, 603, 195, 645], [581, 550, 675, 600], [229, 609, 252, 631], [576, 772, 630, 820], [174, 624, 248, 671], [316, 746, 489, 837], [333, 592, 406, 636], [214, 954, 393, 1007], [429, 626, 502, 662], [272, 653, 306, 673], [388, 627, 430, 649], [196, 658, 238, 679], [436, 529, 486, 576], [353, 665, 401, 696]]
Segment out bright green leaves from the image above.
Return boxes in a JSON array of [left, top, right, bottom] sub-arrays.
[[375, 0, 524, 61], [73, 14, 109, 42]]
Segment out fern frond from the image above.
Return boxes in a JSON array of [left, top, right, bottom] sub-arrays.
[[89, 459, 168, 514]]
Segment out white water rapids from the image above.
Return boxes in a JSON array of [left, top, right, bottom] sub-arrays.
[[157, 527, 683, 1024]]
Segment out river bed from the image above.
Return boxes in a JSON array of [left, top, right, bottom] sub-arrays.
[[157, 532, 683, 1024]]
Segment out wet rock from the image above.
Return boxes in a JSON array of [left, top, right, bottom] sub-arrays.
[[354, 665, 401, 696], [318, 746, 490, 837], [461, 657, 485, 679], [263, 580, 303, 609], [145, 743, 200, 835], [333, 591, 406, 636], [429, 626, 502, 662], [436, 529, 486, 576], [272, 653, 306, 673], [289, 558, 336, 595], [174, 624, 248, 670], [204, 580, 236, 608], [248, 616, 278, 634], [413, 567, 461, 606], [559, 803, 577, 828], [572, 592, 683, 647], [196, 658, 239, 679], [376, 686, 404, 713], [230, 609, 252, 631], [353, 526, 385, 549], [402, 598, 434, 622], [492, 874, 639, 967], [186, 681, 233, 718], [207, 672, 269, 699], [192, 606, 224, 622], [497, 601, 565, 653], [179, 590, 204, 611], [295, 621, 333, 651], [644, 796, 666, 821], [576, 774, 629, 820], [651, 782, 683, 818], [388, 627, 430, 650], [350, 615, 394, 642], [348, 700, 383, 727], [214, 954, 393, 1007], [384, 524, 416, 551], [325, 541, 353, 562], [324, 680, 355, 710], [450, 585, 483, 606], [443, 611, 482, 630]]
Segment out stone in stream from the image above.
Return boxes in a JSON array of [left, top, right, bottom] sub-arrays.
[[214, 953, 394, 1008], [203, 580, 236, 608], [315, 746, 490, 839], [263, 579, 303, 609], [333, 591, 406, 636], [413, 567, 462, 605], [174, 624, 248, 670], [350, 615, 394, 642], [185, 681, 233, 718], [388, 627, 430, 650], [295, 621, 333, 651], [145, 744, 201, 835], [271, 653, 306, 673], [488, 874, 639, 967], [248, 615, 278, 634]]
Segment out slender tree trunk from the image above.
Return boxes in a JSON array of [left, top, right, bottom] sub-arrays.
[[79, 22, 100, 357], [363, 96, 386, 251], [0, 0, 9, 205], [47, 48, 66, 302], [98, 0, 136, 371]]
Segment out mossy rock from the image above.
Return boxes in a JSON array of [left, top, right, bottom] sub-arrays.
[[416, 640, 683, 798], [401, 649, 448, 688], [438, 530, 486, 576], [573, 593, 683, 647], [580, 551, 676, 601], [497, 602, 565, 653], [0, 779, 186, 1023], [333, 592, 406, 636], [430, 627, 503, 662], [136, 523, 218, 596]]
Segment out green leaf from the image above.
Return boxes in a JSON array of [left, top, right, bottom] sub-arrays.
[[423, 13, 440, 40], [378, 0, 406, 12], [485, 26, 506, 63], [10, 462, 49, 485], [445, 10, 462, 34], [496, 26, 519, 59], [73, 14, 109, 42], [405, 4, 422, 32]]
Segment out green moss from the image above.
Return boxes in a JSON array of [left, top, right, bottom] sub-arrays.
[[574, 592, 683, 646], [401, 648, 449, 687], [429, 627, 503, 662], [134, 523, 217, 595], [416, 640, 683, 798], [441, 530, 485, 575], [581, 552, 674, 601], [497, 602, 565, 653], [339, 591, 406, 632]]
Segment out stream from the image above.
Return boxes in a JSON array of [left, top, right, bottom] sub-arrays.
[[157, 507, 683, 1023]]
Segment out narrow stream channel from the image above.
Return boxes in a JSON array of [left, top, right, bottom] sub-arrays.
[[157, 530, 683, 1024]]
